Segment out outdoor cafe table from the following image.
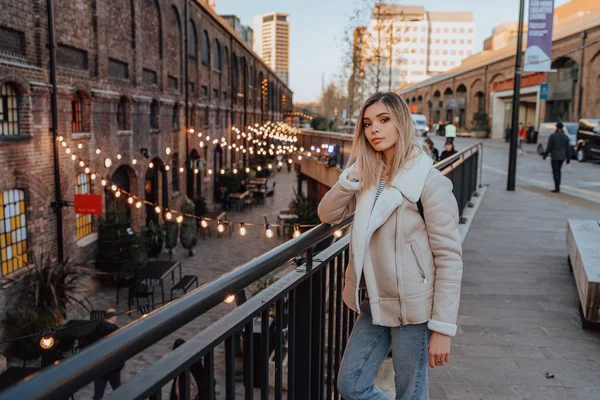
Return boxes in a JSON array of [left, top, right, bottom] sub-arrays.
[[134, 260, 182, 304], [228, 191, 249, 212], [248, 178, 268, 189]]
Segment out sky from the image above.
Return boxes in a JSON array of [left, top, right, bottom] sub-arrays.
[[215, 0, 572, 103]]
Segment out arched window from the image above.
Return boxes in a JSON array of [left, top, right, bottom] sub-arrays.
[[75, 173, 93, 239], [172, 104, 180, 131], [0, 83, 20, 136], [0, 189, 28, 275], [201, 30, 210, 66], [117, 96, 130, 130], [214, 39, 222, 71], [71, 92, 83, 133], [188, 19, 197, 60], [150, 100, 159, 129]]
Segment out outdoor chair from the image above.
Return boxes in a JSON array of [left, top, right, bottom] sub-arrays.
[[128, 282, 155, 309]]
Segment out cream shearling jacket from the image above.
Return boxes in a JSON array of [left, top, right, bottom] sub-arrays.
[[317, 152, 463, 336]]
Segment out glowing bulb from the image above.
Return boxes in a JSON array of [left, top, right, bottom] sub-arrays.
[[117, 153, 122, 160], [245, 167, 250, 173], [239, 223, 246, 236], [65, 148, 71, 154], [132, 158, 137, 165], [205, 135, 210, 141], [149, 162, 154, 168], [265, 225, 274, 238], [334, 230, 343, 238], [79, 160, 85, 167], [71, 155, 76, 161], [165, 165, 170, 171], [217, 222, 225, 233], [111, 185, 117, 192], [61, 141, 67, 147], [114, 191, 121, 198], [278, 162, 283, 167], [166, 147, 171, 155], [176, 215, 184, 223], [77, 143, 83, 149], [288, 158, 293, 164], [293, 229, 301, 238], [224, 294, 236, 304], [91, 173, 96, 180], [199, 141, 204, 148], [57, 136, 64, 142], [166, 212, 172, 220], [268, 164, 273, 170], [307, 152, 312, 157], [104, 158, 112, 168], [233, 168, 238, 174], [84, 167, 90, 174], [257, 166, 262, 171], [179, 167, 184, 173], [201, 219, 208, 228], [128, 197, 134, 204], [220, 169, 225, 175], [208, 169, 213, 175], [194, 168, 199, 174], [136, 201, 142, 208], [40, 335, 55, 350], [155, 206, 161, 214], [189, 128, 195, 134], [298, 155, 303, 160], [101, 179, 107, 186], [96, 148, 101, 154]]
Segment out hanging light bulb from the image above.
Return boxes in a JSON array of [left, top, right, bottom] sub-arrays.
[[57, 135, 64, 142], [199, 141, 204, 148], [189, 128, 195, 134], [165, 165, 170, 171], [70, 154, 76, 161], [257, 166, 262, 171], [127, 197, 134, 204], [179, 167, 184, 173], [208, 169, 213, 175], [224, 294, 236, 304], [101, 179, 107, 186], [307, 152, 312, 157], [217, 220, 225, 233], [166, 212, 172, 220], [220, 169, 225, 175], [166, 147, 171, 155], [96, 148, 101, 154], [136, 201, 142, 208], [111, 185, 117, 192], [334, 230, 343, 238], [79, 160, 85, 167], [288, 159, 293, 164], [39, 331, 55, 350], [239, 222, 246, 236], [233, 168, 238, 174], [205, 135, 210, 141], [265, 224, 274, 238], [132, 158, 137, 165], [65, 148, 71, 154], [149, 162, 154, 168], [293, 225, 301, 238], [176, 215, 184, 224], [77, 143, 83, 149], [268, 164, 273, 170], [155, 206, 161, 214], [194, 168, 199, 174], [115, 190, 121, 198], [61, 141, 67, 147], [200, 218, 208, 229], [104, 158, 112, 168], [298, 155, 303, 161], [117, 153, 122, 160], [245, 167, 250, 173], [91, 173, 96, 180], [84, 167, 90, 174]]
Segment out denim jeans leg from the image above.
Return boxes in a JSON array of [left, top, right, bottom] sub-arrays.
[[390, 323, 431, 400], [338, 304, 392, 400]]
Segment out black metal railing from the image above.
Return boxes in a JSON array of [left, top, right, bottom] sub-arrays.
[[1, 141, 482, 400]]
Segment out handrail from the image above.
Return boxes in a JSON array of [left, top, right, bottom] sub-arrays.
[[2, 140, 483, 399]]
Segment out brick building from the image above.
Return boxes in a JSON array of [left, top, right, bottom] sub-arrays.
[[0, 0, 292, 277], [396, 0, 600, 138]]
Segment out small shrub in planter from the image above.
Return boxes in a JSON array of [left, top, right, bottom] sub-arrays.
[[165, 220, 179, 258], [471, 112, 490, 138], [142, 220, 166, 258]]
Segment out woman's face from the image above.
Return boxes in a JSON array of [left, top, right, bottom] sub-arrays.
[[362, 102, 399, 154]]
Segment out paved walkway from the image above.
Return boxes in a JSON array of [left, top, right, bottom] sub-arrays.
[[420, 139, 600, 399]]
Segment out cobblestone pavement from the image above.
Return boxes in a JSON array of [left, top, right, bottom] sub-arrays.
[[68, 167, 303, 399]]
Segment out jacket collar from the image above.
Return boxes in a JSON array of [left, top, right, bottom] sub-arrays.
[[388, 150, 434, 203]]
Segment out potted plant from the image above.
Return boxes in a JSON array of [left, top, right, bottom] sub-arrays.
[[1, 254, 92, 362], [164, 220, 179, 258], [143, 220, 165, 258], [96, 210, 147, 281], [470, 112, 490, 138], [180, 197, 198, 256]]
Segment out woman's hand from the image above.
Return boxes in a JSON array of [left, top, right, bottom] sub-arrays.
[[428, 332, 451, 368], [348, 159, 361, 181]]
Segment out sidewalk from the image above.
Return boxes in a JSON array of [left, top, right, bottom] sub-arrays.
[[383, 158, 600, 399]]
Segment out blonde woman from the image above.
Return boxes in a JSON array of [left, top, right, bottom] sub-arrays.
[[318, 92, 463, 399]]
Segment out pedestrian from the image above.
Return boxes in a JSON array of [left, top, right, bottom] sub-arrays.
[[423, 138, 439, 162], [518, 122, 526, 151], [543, 122, 571, 193], [170, 339, 206, 400], [444, 119, 457, 144], [437, 120, 445, 137], [504, 125, 511, 143], [440, 141, 458, 161], [318, 92, 463, 399], [88, 308, 123, 400]]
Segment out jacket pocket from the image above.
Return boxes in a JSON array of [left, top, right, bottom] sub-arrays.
[[409, 241, 428, 284]]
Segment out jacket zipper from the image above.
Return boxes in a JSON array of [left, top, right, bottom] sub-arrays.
[[410, 242, 428, 284]]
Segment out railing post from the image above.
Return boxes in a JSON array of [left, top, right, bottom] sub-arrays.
[[310, 269, 324, 400], [292, 275, 313, 399]]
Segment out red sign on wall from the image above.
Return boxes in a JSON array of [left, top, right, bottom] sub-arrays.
[[74, 194, 103, 215]]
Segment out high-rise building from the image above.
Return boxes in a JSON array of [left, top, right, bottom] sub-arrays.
[[253, 13, 290, 85], [221, 15, 253, 48], [356, 4, 474, 91]]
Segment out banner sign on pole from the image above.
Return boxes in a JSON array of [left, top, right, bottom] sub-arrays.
[[539, 83, 550, 99], [524, 0, 555, 72], [74, 194, 103, 215]]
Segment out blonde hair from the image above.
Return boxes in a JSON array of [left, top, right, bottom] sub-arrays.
[[346, 92, 422, 190]]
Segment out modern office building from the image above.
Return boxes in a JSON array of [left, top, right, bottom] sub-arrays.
[[253, 13, 290, 85]]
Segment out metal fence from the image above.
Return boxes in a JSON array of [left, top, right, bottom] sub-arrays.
[[1, 142, 483, 400]]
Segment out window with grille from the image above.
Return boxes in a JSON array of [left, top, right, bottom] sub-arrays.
[[71, 93, 83, 132], [0, 189, 28, 276], [75, 174, 93, 239], [0, 83, 20, 136]]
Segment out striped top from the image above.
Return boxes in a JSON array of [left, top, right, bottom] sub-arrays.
[[372, 180, 386, 210]]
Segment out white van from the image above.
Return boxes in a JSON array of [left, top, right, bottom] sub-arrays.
[[411, 114, 428, 136], [537, 122, 577, 157]]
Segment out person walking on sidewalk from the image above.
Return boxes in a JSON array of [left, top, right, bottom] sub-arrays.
[[318, 92, 463, 399], [444, 119, 456, 144], [543, 122, 571, 193], [88, 309, 123, 399]]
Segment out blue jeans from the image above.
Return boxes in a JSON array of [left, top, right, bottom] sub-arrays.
[[337, 302, 431, 400]]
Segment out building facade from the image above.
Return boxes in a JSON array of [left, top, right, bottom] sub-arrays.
[[0, 0, 292, 277], [253, 13, 290, 85], [220, 15, 254, 48], [396, 0, 600, 136], [357, 4, 474, 92]]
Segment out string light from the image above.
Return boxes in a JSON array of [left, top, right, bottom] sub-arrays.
[[77, 143, 83, 149], [239, 222, 246, 236], [265, 224, 274, 238], [132, 158, 137, 165], [128, 197, 134, 204], [61, 142, 67, 147], [166, 147, 171, 155], [117, 154, 122, 160], [91, 173, 96, 180], [95, 148, 101, 154], [136, 201, 142, 208], [111, 185, 118, 192], [57, 135, 64, 142], [155, 206, 161, 214], [293, 225, 301, 238], [101, 179, 107, 186], [176, 215, 184, 224], [200, 218, 208, 229], [65, 148, 71, 154], [217, 220, 225, 233], [224, 294, 236, 304], [194, 168, 199, 174], [165, 165, 170, 171], [166, 212, 172, 220], [233, 168, 238, 174], [149, 162, 154, 168], [245, 167, 250, 173], [104, 158, 112, 168], [208, 169, 213, 175], [71, 155, 76, 161], [115, 191, 121, 198], [39, 331, 55, 350], [334, 230, 343, 238], [179, 167, 184, 173], [84, 167, 90, 174]]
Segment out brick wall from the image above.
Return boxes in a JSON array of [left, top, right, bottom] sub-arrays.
[[0, 0, 292, 278]]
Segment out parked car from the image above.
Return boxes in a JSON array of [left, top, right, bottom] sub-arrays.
[[537, 122, 578, 158], [411, 114, 428, 136], [575, 118, 600, 162]]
